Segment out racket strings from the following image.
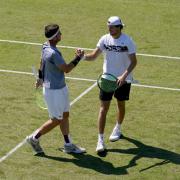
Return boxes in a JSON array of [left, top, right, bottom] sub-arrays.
[[98, 76, 118, 93], [35, 88, 47, 109]]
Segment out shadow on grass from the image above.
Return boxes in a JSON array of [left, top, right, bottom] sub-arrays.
[[36, 135, 180, 175], [108, 135, 180, 172], [37, 152, 128, 175]]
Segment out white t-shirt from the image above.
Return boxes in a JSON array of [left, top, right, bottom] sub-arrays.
[[97, 33, 136, 81]]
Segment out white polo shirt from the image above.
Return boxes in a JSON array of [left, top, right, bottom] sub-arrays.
[[97, 33, 136, 81]]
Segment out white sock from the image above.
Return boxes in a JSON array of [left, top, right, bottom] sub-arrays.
[[32, 130, 40, 141], [115, 122, 121, 130], [98, 134, 104, 142]]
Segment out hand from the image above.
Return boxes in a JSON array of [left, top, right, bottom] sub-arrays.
[[35, 79, 43, 89], [76, 48, 84, 58], [117, 75, 126, 87]]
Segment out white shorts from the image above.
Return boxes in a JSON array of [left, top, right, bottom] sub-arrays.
[[43, 86, 70, 120]]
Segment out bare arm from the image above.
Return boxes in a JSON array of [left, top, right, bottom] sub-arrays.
[[83, 48, 102, 61], [58, 49, 84, 73], [58, 62, 75, 73], [117, 53, 137, 85]]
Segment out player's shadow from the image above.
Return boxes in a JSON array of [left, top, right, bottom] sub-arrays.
[[108, 135, 180, 172], [38, 153, 128, 175], [37, 136, 180, 175]]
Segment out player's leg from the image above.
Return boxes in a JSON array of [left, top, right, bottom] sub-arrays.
[[96, 100, 111, 152], [59, 87, 72, 144], [109, 100, 125, 141], [96, 89, 113, 152], [35, 87, 64, 138], [109, 83, 131, 142], [27, 87, 63, 155], [60, 112, 86, 154], [117, 100, 126, 124], [26, 118, 61, 155], [98, 100, 111, 134], [59, 112, 71, 143], [59, 86, 86, 154], [37, 119, 61, 136]]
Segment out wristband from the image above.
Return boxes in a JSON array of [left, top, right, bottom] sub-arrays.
[[70, 56, 81, 66]]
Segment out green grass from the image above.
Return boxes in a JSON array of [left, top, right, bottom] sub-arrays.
[[0, 0, 180, 179]]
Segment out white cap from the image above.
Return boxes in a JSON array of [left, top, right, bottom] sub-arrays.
[[107, 16, 124, 26]]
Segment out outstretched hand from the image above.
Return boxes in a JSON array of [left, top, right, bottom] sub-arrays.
[[76, 48, 84, 58]]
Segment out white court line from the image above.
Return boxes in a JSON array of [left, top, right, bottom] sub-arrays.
[[0, 69, 33, 76], [0, 82, 97, 163], [0, 39, 180, 60], [133, 83, 180, 92], [66, 76, 95, 82], [70, 82, 97, 105], [0, 69, 180, 92], [0, 69, 95, 82], [0, 68, 179, 162]]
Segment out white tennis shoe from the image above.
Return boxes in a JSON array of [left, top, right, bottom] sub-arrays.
[[63, 143, 86, 154], [109, 127, 121, 142], [96, 140, 106, 152], [26, 136, 44, 155]]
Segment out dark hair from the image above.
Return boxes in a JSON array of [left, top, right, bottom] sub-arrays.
[[44, 24, 59, 38]]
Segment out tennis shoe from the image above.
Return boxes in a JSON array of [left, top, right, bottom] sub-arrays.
[[109, 127, 121, 142], [96, 140, 106, 152], [26, 135, 44, 155], [63, 143, 86, 154]]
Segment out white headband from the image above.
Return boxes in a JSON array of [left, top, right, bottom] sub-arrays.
[[47, 29, 60, 40]]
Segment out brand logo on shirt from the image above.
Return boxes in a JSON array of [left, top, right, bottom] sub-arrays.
[[104, 44, 128, 52]]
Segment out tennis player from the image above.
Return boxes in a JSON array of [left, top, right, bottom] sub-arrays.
[[27, 24, 86, 155], [83, 16, 137, 152]]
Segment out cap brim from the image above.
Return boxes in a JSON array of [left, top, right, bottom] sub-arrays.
[[107, 23, 125, 26]]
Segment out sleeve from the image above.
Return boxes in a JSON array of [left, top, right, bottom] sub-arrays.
[[53, 51, 65, 67], [127, 37, 136, 54], [96, 35, 106, 51]]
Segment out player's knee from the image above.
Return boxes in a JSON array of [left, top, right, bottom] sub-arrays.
[[100, 106, 109, 115], [51, 118, 61, 124]]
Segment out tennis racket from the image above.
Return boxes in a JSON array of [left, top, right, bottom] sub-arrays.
[[32, 66, 47, 110], [97, 73, 139, 93]]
